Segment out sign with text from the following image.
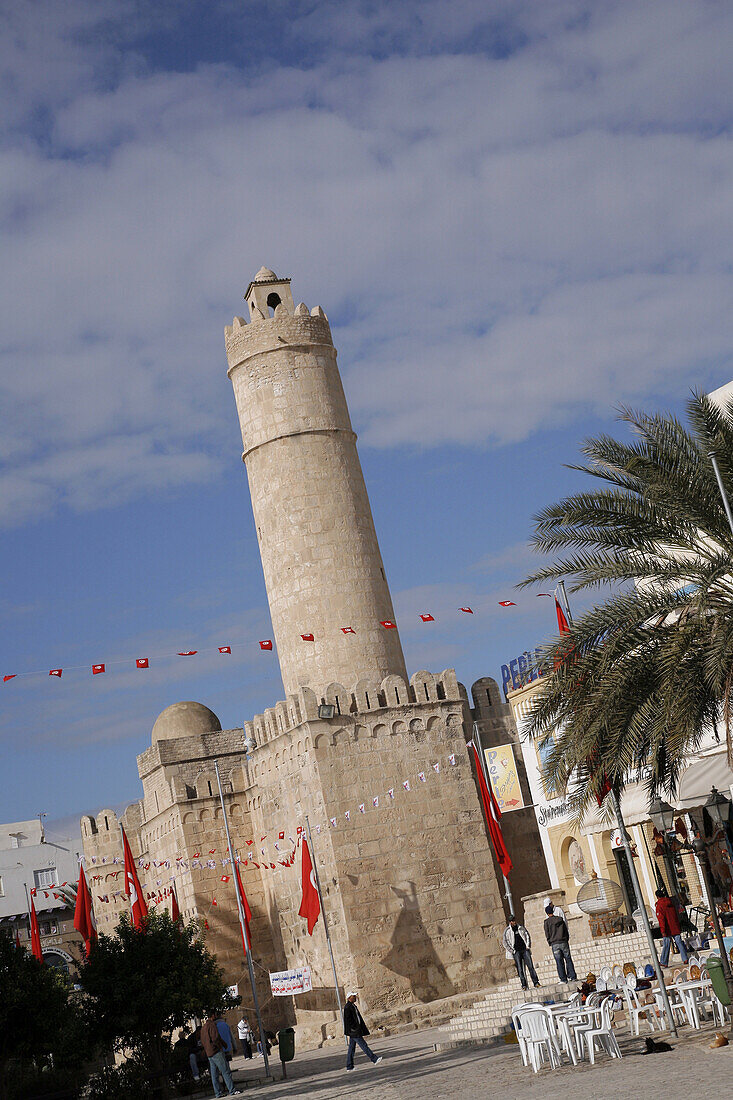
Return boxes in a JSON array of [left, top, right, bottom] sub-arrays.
[[484, 744, 524, 812], [269, 966, 312, 997], [501, 649, 543, 696]]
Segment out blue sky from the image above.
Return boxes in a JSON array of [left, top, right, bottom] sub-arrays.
[[2, 0, 732, 829]]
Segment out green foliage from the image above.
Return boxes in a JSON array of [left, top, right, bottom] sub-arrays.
[[0, 932, 91, 1100], [520, 393, 733, 815], [79, 910, 235, 1064]]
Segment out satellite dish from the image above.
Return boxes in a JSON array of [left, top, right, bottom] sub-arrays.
[[576, 873, 624, 916]]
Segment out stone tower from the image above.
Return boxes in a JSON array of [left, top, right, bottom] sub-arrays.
[[225, 267, 407, 696]]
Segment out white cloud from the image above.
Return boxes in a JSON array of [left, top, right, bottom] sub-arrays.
[[1, 0, 732, 524]]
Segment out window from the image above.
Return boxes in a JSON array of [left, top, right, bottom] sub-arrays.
[[34, 868, 56, 889], [0, 875, 4, 896], [537, 739, 558, 798]]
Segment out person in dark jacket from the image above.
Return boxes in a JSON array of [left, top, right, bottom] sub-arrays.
[[544, 900, 577, 983], [343, 992, 383, 1072], [655, 888, 689, 966]]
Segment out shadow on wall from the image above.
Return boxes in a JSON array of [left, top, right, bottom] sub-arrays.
[[380, 883, 454, 1003]]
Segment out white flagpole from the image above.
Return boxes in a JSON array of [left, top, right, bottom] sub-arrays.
[[214, 760, 270, 1077], [304, 815, 346, 1044]]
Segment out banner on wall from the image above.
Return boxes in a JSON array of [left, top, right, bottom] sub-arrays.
[[269, 966, 312, 997], [484, 744, 524, 812]]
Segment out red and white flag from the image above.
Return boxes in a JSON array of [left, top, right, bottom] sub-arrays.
[[300, 633, 314, 642], [298, 839, 321, 935], [49, 669, 62, 677], [233, 862, 253, 949], [177, 651, 197, 657], [470, 743, 512, 878], [92, 664, 105, 675], [73, 865, 97, 956], [170, 884, 181, 923], [420, 614, 435, 622], [29, 895, 43, 961], [341, 626, 355, 635], [498, 601, 516, 607], [136, 658, 149, 668], [380, 620, 397, 629], [459, 607, 473, 614], [555, 598, 570, 635], [122, 825, 148, 930], [259, 640, 273, 650], [218, 646, 231, 654]]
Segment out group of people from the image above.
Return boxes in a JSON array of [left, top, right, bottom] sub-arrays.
[[503, 897, 579, 990]]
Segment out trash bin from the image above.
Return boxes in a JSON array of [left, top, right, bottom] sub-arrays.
[[704, 956, 731, 1006], [278, 1027, 295, 1078]]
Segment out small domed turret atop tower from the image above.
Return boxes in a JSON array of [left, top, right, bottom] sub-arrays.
[[244, 267, 294, 319]]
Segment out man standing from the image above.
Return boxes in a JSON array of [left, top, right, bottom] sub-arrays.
[[544, 899, 577, 984], [343, 992, 383, 1072], [503, 916, 540, 991], [237, 1017, 253, 1059], [200, 1010, 241, 1098], [655, 888, 689, 966]]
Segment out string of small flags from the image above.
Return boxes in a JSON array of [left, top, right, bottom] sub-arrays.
[[75, 750, 463, 906], [2, 596, 556, 685]]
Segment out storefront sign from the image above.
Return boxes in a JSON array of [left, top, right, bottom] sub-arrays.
[[484, 744, 524, 811], [269, 966, 312, 997], [501, 649, 543, 695], [537, 799, 572, 828]]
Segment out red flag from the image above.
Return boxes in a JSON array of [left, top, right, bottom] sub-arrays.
[[278, 831, 285, 839], [29, 895, 43, 961], [470, 743, 512, 878], [73, 865, 97, 956], [3, 674, 16, 682], [380, 620, 397, 629], [170, 884, 181, 922], [498, 601, 516, 607], [341, 627, 355, 634], [49, 669, 62, 677], [218, 646, 231, 654], [121, 825, 148, 930], [177, 651, 197, 656], [92, 664, 105, 675], [220, 875, 231, 883], [420, 614, 434, 622], [259, 640, 272, 650], [136, 658, 149, 668], [298, 839, 321, 935], [15, 931, 21, 948], [555, 598, 570, 635], [300, 633, 314, 641], [459, 607, 473, 614], [234, 863, 253, 951]]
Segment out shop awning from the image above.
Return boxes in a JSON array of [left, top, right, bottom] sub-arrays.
[[673, 750, 733, 812], [580, 782, 651, 834]]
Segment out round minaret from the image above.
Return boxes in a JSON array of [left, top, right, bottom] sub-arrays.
[[225, 267, 407, 697]]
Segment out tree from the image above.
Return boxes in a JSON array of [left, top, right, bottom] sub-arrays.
[[79, 910, 236, 1095], [0, 932, 88, 1100], [519, 393, 733, 814]]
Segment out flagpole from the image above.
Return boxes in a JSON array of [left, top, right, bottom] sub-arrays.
[[557, 579, 573, 625], [304, 815, 345, 1044], [23, 882, 33, 946], [213, 761, 269, 1078], [472, 726, 514, 917]]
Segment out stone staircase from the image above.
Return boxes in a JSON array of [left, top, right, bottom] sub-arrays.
[[440, 929, 653, 1045]]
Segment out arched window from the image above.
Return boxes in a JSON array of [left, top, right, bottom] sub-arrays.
[[266, 292, 281, 315]]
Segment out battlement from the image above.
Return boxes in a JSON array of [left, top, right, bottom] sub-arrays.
[[224, 307, 333, 375]]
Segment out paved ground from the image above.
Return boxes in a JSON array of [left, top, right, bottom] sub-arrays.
[[215, 1020, 733, 1099]]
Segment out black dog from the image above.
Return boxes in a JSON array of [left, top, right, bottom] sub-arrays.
[[641, 1036, 673, 1054]]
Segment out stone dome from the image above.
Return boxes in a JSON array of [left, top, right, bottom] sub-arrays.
[[253, 266, 277, 281], [152, 701, 222, 743]]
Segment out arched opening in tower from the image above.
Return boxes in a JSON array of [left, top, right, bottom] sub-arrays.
[[266, 292, 281, 315]]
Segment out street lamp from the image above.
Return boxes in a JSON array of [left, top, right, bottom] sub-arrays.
[[704, 786, 732, 831], [649, 797, 675, 835]]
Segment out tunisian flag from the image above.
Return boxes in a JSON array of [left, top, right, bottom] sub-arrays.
[[298, 839, 321, 935], [121, 825, 148, 930], [470, 743, 513, 878], [233, 863, 253, 951], [29, 895, 43, 961], [73, 865, 97, 955], [170, 884, 181, 923]]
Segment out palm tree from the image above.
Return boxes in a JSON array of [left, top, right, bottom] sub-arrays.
[[518, 392, 733, 816]]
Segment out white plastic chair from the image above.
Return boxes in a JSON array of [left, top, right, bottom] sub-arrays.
[[621, 982, 658, 1036], [515, 1007, 561, 1073], [578, 998, 622, 1065], [511, 1002, 543, 1067]]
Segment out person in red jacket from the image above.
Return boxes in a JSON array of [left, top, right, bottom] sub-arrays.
[[655, 888, 689, 966]]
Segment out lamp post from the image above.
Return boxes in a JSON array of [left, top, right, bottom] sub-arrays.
[[650, 788, 733, 1034]]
